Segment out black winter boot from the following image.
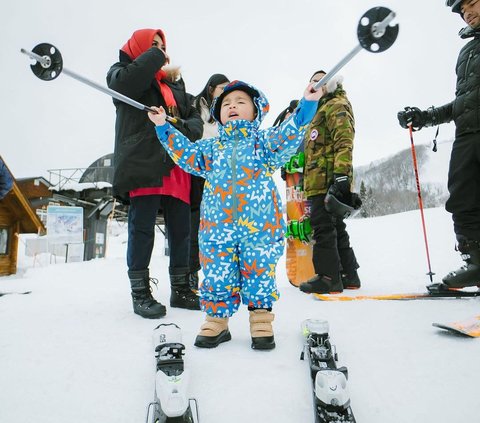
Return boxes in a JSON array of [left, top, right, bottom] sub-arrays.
[[170, 274, 201, 310], [341, 270, 361, 289], [299, 274, 343, 294], [442, 240, 480, 288], [128, 270, 166, 319]]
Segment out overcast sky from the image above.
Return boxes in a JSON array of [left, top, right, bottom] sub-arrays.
[[2, 0, 466, 178]]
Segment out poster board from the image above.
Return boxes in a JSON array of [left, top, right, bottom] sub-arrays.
[[46, 206, 84, 262]]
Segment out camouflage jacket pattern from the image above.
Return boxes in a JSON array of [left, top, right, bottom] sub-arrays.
[[303, 87, 355, 197]]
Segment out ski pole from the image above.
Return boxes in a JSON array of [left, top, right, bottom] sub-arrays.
[[20, 44, 179, 124], [313, 6, 399, 91], [408, 125, 435, 282]]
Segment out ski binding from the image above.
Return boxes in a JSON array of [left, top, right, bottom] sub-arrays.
[[146, 323, 199, 423], [301, 319, 355, 423]]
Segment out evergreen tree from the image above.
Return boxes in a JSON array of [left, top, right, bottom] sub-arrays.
[[359, 181, 368, 218]]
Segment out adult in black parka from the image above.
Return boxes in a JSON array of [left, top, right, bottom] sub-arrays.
[[107, 28, 203, 318]]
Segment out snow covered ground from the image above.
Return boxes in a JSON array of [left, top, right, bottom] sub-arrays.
[[1, 207, 479, 423]]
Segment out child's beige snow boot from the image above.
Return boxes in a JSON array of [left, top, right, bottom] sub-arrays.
[[249, 309, 275, 350], [194, 315, 231, 348]]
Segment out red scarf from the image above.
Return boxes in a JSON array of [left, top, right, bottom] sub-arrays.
[[121, 28, 176, 107]]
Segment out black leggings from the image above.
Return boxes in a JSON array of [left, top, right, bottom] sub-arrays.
[[127, 195, 190, 275]]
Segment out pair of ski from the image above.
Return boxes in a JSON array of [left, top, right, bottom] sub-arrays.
[[147, 321, 350, 423]]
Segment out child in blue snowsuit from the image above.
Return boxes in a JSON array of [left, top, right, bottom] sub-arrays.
[[149, 80, 322, 349]]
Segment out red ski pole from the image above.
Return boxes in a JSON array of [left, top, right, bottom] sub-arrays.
[[408, 125, 435, 282]]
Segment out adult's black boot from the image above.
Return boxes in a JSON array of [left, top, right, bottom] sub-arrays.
[[442, 240, 480, 288], [299, 274, 343, 294], [128, 269, 166, 319], [170, 273, 201, 310], [341, 270, 361, 289]]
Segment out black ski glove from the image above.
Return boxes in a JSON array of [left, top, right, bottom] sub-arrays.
[[332, 174, 350, 197], [351, 193, 362, 210], [397, 107, 430, 130]]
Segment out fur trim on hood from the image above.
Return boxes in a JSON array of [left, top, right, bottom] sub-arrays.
[[325, 75, 344, 94], [162, 65, 182, 82]]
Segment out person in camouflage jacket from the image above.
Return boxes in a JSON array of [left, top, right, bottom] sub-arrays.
[[299, 71, 361, 295]]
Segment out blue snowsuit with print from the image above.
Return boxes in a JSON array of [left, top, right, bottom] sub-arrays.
[[154, 81, 317, 317]]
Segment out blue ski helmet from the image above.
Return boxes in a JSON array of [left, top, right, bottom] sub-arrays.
[[210, 80, 269, 124]]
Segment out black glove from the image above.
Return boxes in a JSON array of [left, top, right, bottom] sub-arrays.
[[397, 107, 429, 130], [280, 166, 287, 181], [351, 193, 362, 210], [332, 174, 350, 197]]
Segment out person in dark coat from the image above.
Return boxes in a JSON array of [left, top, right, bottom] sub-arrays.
[[107, 28, 203, 318], [398, 0, 480, 290], [0, 157, 13, 200]]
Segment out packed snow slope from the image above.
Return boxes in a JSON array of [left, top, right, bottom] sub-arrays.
[[1, 207, 479, 423]]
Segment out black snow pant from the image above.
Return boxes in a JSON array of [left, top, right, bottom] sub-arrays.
[[127, 195, 190, 276], [309, 194, 359, 283], [445, 132, 480, 242]]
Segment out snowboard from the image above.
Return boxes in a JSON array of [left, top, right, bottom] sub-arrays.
[[285, 152, 315, 287], [433, 315, 480, 338], [313, 285, 480, 301], [301, 319, 356, 423], [147, 323, 199, 423]]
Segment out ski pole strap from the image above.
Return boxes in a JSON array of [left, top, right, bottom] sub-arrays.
[[432, 125, 439, 152], [284, 152, 305, 174], [286, 217, 312, 242]]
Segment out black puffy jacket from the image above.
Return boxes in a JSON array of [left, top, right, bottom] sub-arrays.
[[433, 29, 480, 136], [106, 48, 203, 203]]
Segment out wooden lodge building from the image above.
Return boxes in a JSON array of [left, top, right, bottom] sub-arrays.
[[0, 159, 45, 276]]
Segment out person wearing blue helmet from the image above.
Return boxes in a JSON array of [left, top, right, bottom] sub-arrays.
[[149, 80, 323, 350]]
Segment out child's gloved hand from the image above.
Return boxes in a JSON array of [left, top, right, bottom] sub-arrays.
[[303, 82, 324, 101], [148, 106, 167, 126]]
